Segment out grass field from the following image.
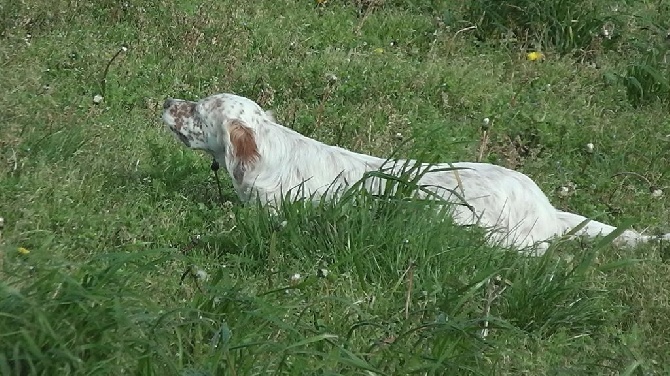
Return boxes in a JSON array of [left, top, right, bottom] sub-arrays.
[[2, 0, 670, 374]]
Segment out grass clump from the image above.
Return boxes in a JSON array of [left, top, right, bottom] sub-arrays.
[[0, 251, 171, 374], [2, 187, 625, 374], [467, 0, 617, 54], [620, 42, 670, 107]]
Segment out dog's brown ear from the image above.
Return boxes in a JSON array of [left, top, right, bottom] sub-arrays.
[[228, 119, 259, 165]]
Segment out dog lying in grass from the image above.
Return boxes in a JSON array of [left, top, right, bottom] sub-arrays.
[[162, 92, 669, 254]]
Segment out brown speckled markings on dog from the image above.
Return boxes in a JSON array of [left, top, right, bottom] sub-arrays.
[[206, 98, 224, 112], [169, 102, 196, 131]]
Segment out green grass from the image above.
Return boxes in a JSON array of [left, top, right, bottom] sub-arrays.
[[2, 0, 670, 374]]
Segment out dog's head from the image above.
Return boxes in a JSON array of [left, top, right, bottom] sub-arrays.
[[162, 94, 272, 176], [162, 98, 203, 149]]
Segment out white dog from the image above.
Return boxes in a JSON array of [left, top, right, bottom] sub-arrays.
[[162, 93, 668, 254]]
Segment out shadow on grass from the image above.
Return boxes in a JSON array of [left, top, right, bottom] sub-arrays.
[[102, 139, 241, 208]]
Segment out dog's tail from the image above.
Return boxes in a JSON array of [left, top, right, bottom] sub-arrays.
[[556, 210, 670, 247]]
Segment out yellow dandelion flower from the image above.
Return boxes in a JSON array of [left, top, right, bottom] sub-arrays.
[[527, 52, 544, 61], [18, 247, 30, 255], [374, 47, 384, 54]]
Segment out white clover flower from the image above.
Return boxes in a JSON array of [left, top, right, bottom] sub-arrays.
[[290, 273, 301, 283], [93, 94, 104, 104], [557, 186, 570, 198], [395, 132, 403, 140], [651, 189, 663, 198], [482, 117, 490, 130], [602, 24, 614, 40], [195, 269, 209, 281], [585, 143, 594, 153], [325, 73, 338, 84], [317, 268, 329, 278]]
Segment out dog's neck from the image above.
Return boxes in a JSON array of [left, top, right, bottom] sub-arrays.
[[221, 119, 387, 205]]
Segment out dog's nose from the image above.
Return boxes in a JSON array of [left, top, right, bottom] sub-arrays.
[[163, 98, 174, 110]]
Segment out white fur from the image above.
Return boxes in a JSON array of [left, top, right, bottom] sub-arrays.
[[162, 93, 669, 254]]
